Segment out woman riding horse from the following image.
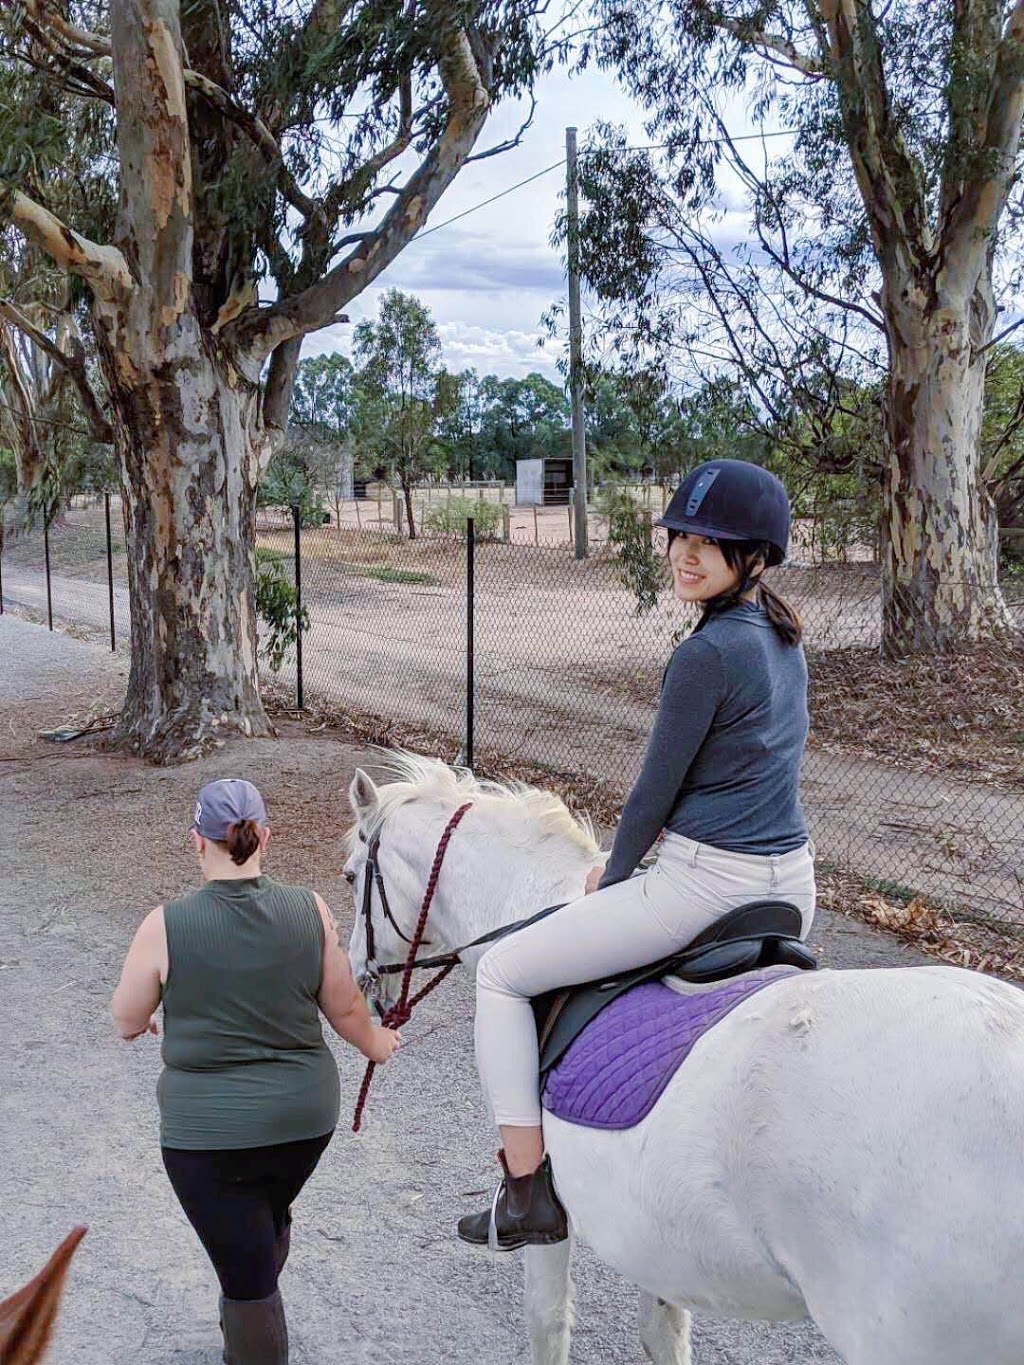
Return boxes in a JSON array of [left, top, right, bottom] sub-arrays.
[[459, 459, 816, 1250]]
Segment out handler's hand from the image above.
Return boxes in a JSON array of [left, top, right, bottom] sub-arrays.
[[125, 1014, 160, 1040], [584, 863, 606, 896], [365, 1026, 402, 1064]]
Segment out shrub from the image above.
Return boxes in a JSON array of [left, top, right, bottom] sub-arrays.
[[594, 486, 664, 615], [422, 496, 502, 537], [254, 547, 309, 672]]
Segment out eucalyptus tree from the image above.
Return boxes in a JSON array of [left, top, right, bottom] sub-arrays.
[[581, 1, 1024, 654], [354, 288, 450, 536], [0, 0, 545, 758]]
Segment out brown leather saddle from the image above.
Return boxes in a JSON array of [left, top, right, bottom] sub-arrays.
[[531, 899, 816, 1080]]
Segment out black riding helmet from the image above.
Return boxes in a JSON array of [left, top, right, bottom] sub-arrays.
[[657, 459, 791, 566]]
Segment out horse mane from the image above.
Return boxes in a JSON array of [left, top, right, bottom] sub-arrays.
[[346, 751, 597, 857]]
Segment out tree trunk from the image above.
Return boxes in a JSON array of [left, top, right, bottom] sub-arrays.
[[99, 321, 271, 761], [402, 477, 417, 540], [881, 297, 1015, 656]]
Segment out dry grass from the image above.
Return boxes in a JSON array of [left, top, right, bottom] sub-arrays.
[[818, 865, 1024, 982], [808, 639, 1024, 791]]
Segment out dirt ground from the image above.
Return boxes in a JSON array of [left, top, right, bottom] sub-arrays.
[[6, 546, 1022, 921], [0, 615, 936, 1365]]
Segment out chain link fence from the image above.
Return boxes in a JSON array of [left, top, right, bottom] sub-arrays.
[[3, 494, 1023, 925]]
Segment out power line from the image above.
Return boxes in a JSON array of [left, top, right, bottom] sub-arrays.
[[414, 159, 566, 240], [411, 128, 797, 243]]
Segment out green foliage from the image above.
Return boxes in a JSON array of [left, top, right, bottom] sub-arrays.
[[422, 496, 503, 537], [863, 877, 920, 905], [258, 449, 326, 527], [254, 547, 308, 673], [984, 343, 1024, 530], [291, 354, 356, 442], [0, 446, 16, 505], [354, 291, 451, 531], [594, 486, 663, 615], [348, 564, 436, 585]]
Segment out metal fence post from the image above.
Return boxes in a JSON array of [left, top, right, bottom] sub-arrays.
[[292, 503, 304, 710], [44, 513, 53, 631], [105, 492, 116, 650], [466, 516, 475, 769]]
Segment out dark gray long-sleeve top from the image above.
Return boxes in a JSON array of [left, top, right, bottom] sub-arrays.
[[599, 601, 809, 888]]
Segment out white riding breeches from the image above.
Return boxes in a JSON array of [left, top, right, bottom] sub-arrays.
[[474, 832, 816, 1127]]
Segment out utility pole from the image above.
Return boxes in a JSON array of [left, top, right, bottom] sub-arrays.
[[566, 126, 588, 560]]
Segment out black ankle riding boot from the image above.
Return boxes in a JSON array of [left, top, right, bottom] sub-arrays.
[[457, 1151, 568, 1251]]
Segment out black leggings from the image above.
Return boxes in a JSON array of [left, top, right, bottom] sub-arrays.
[[162, 1131, 333, 1300]]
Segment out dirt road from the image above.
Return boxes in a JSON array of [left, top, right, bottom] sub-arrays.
[[0, 615, 934, 1365]]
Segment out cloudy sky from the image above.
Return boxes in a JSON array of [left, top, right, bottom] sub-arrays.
[[302, 64, 655, 381]]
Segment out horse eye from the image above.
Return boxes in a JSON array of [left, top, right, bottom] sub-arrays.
[[344, 869, 356, 885]]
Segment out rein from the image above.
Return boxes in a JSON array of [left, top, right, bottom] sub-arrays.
[[352, 801, 473, 1132], [372, 900, 567, 975]]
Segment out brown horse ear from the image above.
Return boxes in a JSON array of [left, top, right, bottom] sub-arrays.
[[0, 1226, 87, 1365]]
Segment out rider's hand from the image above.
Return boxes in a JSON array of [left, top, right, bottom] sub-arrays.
[[125, 1014, 160, 1040], [584, 863, 606, 895], [365, 1026, 402, 1064]]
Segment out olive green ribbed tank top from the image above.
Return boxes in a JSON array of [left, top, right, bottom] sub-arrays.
[[158, 876, 340, 1150]]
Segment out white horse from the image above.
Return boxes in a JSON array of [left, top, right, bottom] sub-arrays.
[[343, 754, 1024, 1365]]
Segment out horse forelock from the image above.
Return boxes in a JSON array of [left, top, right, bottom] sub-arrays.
[[343, 751, 597, 857]]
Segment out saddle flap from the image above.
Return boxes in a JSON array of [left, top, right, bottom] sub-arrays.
[[534, 898, 816, 1080]]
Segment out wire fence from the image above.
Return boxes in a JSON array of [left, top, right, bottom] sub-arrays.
[[3, 494, 1023, 926]]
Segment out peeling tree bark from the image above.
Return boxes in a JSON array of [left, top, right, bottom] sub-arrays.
[[819, 0, 1024, 655], [4, 0, 508, 759], [882, 292, 1014, 654], [99, 0, 271, 760]]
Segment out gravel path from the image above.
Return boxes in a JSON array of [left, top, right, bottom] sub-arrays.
[[0, 615, 928, 1365]]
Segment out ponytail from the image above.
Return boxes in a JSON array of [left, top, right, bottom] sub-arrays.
[[224, 818, 261, 866], [757, 578, 802, 647]]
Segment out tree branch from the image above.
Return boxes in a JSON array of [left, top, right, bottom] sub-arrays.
[[227, 3, 492, 366], [182, 69, 317, 220], [109, 0, 193, 304], [4, 187, 132, 298], [18, 0, 310, 219], [819, 0, 931, 269], [318, 71, 414, 228], [938, 0, 1024, 304], [24, 0, 111, 56], [0, 300, 114, 442], [693, 1, 824, 77]]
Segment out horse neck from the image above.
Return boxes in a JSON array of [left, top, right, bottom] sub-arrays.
[[426, 806, 593, 966]]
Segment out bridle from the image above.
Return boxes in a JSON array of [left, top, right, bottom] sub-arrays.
[[360, 825, 417, 964], [350, 800, 568, 1132]]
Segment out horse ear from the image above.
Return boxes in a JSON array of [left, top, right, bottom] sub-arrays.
[[349, 769, 379, 818]]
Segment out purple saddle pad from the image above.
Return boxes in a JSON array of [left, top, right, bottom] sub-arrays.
[[542, 966, 797, 1130]]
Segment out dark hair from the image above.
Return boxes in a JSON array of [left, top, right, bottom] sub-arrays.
[[223, 818, 262, 866], [668, 531, 802, 646]]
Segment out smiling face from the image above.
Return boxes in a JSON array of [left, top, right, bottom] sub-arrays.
[[667, 531, 746, 603]]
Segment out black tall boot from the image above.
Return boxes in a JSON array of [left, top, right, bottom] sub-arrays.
[[220, 1289, 288, 1365], [457, 1151, 568, 1251]]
